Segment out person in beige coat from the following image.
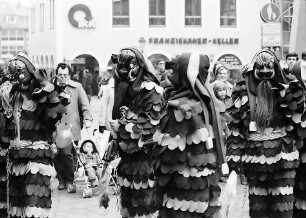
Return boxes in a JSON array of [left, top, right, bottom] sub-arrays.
[[98, 75, 115, 136], [53, 63, 93, 193]]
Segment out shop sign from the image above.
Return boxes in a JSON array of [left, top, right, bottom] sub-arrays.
[[73, 58, 86, 64], [68, 4, 96, 29], [148, 37, 239, 45], [217, 54, 242, 70]]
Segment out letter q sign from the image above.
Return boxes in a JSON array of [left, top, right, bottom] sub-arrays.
[[68, 4, 95, 29]]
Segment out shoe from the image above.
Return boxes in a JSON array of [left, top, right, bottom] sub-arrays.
[[90, 180, 98, 188], [58, 183, 66, 190], [220, 177, 228, 183], [67, 183, 77, 193], [58, 180, 66, 190]]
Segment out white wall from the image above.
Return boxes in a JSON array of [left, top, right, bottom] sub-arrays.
[[30, 0, 268, 70], [29, 0, 57, 68]]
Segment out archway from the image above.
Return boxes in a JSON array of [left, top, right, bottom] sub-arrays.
[[72, 54, 100, 95], [148, 54, 170, 69]]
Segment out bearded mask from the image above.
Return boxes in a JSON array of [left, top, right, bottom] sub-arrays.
[[244, 49, 287, 132], [112, 49, 140, 82]]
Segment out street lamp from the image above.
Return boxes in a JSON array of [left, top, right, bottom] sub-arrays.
[[138, 37, 146, 53]]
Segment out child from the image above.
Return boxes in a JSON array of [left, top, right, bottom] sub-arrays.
[[79, 140, 103, 188], [213, 80, 233, 109]]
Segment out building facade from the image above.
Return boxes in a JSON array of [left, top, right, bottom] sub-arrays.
[[0, 0, 29, 61], [29, 0, 273, 81]]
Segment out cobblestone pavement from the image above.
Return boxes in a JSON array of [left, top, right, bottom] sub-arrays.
[[50, 96, 250, 218]]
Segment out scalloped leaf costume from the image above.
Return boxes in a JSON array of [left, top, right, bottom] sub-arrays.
[[291, 61, 306, 218], [112, 48, 165, 218], [226, 49, 306, 218], [0, 52, 69, 217], [153, 53, 226, 218]]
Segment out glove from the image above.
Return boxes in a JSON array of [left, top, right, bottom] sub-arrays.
[[99, 126, 106, 133]]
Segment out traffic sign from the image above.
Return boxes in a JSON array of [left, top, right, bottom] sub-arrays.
[[260, 3, 281, 23], [261, 23, 281, 46]]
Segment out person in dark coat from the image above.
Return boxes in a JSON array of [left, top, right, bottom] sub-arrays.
[[53, 63, 93, 193]]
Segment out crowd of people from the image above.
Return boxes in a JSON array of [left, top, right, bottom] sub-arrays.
[[0, 47, 305, 218]]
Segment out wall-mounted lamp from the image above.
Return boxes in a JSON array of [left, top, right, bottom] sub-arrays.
[[138, 37, 146, 53]]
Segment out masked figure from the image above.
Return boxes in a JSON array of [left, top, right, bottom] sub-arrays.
[[227, 49, 306, 218], [291, 62, 306, 218], [111, 47, 165, 218], [0, 52, 69, 217], [152, 53, 226, 218]]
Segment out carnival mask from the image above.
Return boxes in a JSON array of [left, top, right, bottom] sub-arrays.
[[6, 59, 32, 85], [253, 52, 275, 81], [112, 50, 139, 82]]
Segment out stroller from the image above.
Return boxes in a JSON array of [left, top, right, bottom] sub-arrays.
[[75, 130, 120, 198]]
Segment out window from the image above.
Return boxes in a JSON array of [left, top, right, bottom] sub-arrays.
[[40, 3, 44, 31], [1, 45, 22, 56], [113, 0, 129, 26], [1, 29, 23, 41], [6, 15, 16, 23], [17, 29, 24, 41], [31, 7, 35, 33], [1, 29, 8, 40], [50, 0, 54, 29], [271, 0, 293, 57], [220, 0, 236, 28], [282, 0, 294, 46], [149, 0, 166, 26], [185, 0, 201, 26]]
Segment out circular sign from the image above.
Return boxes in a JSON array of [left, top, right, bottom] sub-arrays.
[[260, 3, 281, 23], [217, 54, 242, 70], [68, 4, 95, 29]]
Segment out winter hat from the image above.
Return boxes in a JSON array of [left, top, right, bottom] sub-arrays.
[[213, 62, 229, 78]]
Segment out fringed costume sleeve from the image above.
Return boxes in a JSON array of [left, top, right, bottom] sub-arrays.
[[279, 80, 306, 217], [226, 80, 249, 172]]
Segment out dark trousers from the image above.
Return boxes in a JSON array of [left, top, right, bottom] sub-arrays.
[[54, 142, 78, 183]]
